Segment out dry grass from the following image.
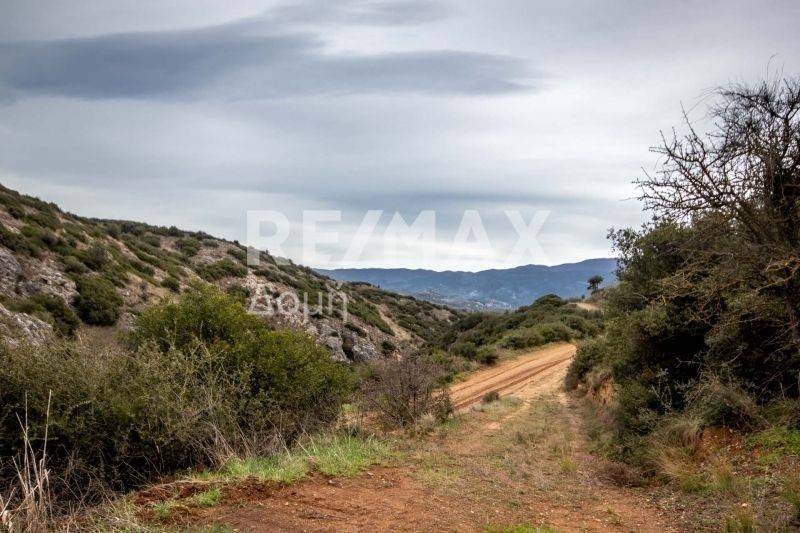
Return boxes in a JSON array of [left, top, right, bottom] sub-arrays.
[[1, 393, 53, 533]]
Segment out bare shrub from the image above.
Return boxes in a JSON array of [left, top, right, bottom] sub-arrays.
[[360, 357, 451, 428], [482, 391, 500, 404]]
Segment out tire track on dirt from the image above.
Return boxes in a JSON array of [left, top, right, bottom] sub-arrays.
[[450, 344, 576, 411]]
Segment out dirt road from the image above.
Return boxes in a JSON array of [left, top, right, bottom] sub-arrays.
[[450, 343, 576, 411], [184, 341, 685, 532]]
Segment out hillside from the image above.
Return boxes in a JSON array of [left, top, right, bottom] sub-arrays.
[[318, 258, 617, 310], [0, 184, 457, 359]]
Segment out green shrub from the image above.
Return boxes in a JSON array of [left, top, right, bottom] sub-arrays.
[[63, 255, 88, 275], [4, 294, 80, 337], [80, 243, 111, 271], [161, 276, 180, 292], [0, 286, 353, 500], [175, 237, 201, 257], [225, 283, 251, 303], [380, 339, 395, 355], [451, 340, 477, 359], [73, 275, 123, 325], [226, 247, 247, 265], [347, 299, 393, 335], [0, 224, 42, 256], [565, 337, 615, 390], [197, 259, 247, 281], [476, 346, 499, 365], [142, 234, 161, 248]]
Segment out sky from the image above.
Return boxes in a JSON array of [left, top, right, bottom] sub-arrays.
[[1, 0, 799, 270]]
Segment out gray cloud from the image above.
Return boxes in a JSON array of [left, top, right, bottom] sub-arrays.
[[271, 0, 452, 26], [0, 9, 533, 101], [2, 0, 799, 269]]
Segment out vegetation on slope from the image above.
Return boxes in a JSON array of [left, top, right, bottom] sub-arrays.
[[431, 294, 603, 369], [566, 78, 800, 527], [0, 183, 456, 359], [0, 286, 353, 500]]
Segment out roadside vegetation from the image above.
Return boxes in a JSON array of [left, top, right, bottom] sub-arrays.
[[567, 77, 800, 529], [425, 293, 603, 379], [0, 286, 354, 525]]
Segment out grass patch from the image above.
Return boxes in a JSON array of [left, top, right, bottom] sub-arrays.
[[303, 435, 395, 476], [209, 434, 394, 484], [223, 454, 310, 484], [747, 426, 800, 464], [152, 500, 179, 520], [191, 487, 222, 508]]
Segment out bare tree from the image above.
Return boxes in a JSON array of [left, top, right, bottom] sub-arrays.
[[638, 77, 800, 357]]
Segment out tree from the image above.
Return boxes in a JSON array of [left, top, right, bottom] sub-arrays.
[[587, 275, 603, 293], [638, 77, 800, 361]]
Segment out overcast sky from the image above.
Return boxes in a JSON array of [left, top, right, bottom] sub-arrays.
[[1, 1, 798, 270]]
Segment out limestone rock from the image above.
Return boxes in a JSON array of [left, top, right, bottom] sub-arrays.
[[0, 302, 52, 348]]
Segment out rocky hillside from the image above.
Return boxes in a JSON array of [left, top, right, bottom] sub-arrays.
[[0, 184, 458, 360]]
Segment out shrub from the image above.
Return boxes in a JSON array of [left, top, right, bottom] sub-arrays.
[[225, 283, 251, 303], [73, 275, 123, 325], [5, 294, 80, 337], [226, 247, 247, 265], [565, 337, 614, 390], [380, 339, 395, 355], [197, 259, 247, 281], [0, 286, 353, 501], [105, 223, 121, 239], [63, 255, 88, 275], [476, 346, 499, 365], [0, 224, 42, 256], [161, 276, 180, 292], [360, 357, 451, 427], [142, 234, 161, 248], [80, 243, 111, 271], [483, 390, 500, 403], [451, 340, 477, 359], [175, 237, 201, 257]]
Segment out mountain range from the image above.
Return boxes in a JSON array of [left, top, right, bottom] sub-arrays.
[[317, 258, 618, 310]]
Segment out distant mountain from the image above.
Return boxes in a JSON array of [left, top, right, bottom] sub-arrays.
[[317, 258, 618, 310]]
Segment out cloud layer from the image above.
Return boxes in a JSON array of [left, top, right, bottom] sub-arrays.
[[1, 0, 799, 269]]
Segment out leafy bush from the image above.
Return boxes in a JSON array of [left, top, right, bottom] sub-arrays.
[[63, 255, 88, 275], [0, 286, 353, 500], [161, 276, 180, 292], [73, 275, 123, 325], [80, 243, 111, 271], [142, 234, 161, 248], [175, 237, 201, 257], [197, 259, 247, 281], [226, 247, 247, 265], [225, 283, 251, 303], [0, 224, 42, 256], [380, 339, 395, 355], [4, 294, 80, 337], [476, 346, 499, 365]]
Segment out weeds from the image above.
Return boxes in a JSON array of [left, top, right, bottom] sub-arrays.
[[191, 487, 221, 508], [723, 511, 755, 533], [207, 434, 394, 484], [1, 392, 53, 532], [782, 476, 800, 523]]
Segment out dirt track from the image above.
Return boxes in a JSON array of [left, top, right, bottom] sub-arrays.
[[449, 343, 576, 411]]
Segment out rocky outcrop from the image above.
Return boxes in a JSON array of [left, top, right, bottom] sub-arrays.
[[17, 258, 77, 302], [342, 330, 379, 362], [0, 302, 52, 348], [0, 246, 21, 296]]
